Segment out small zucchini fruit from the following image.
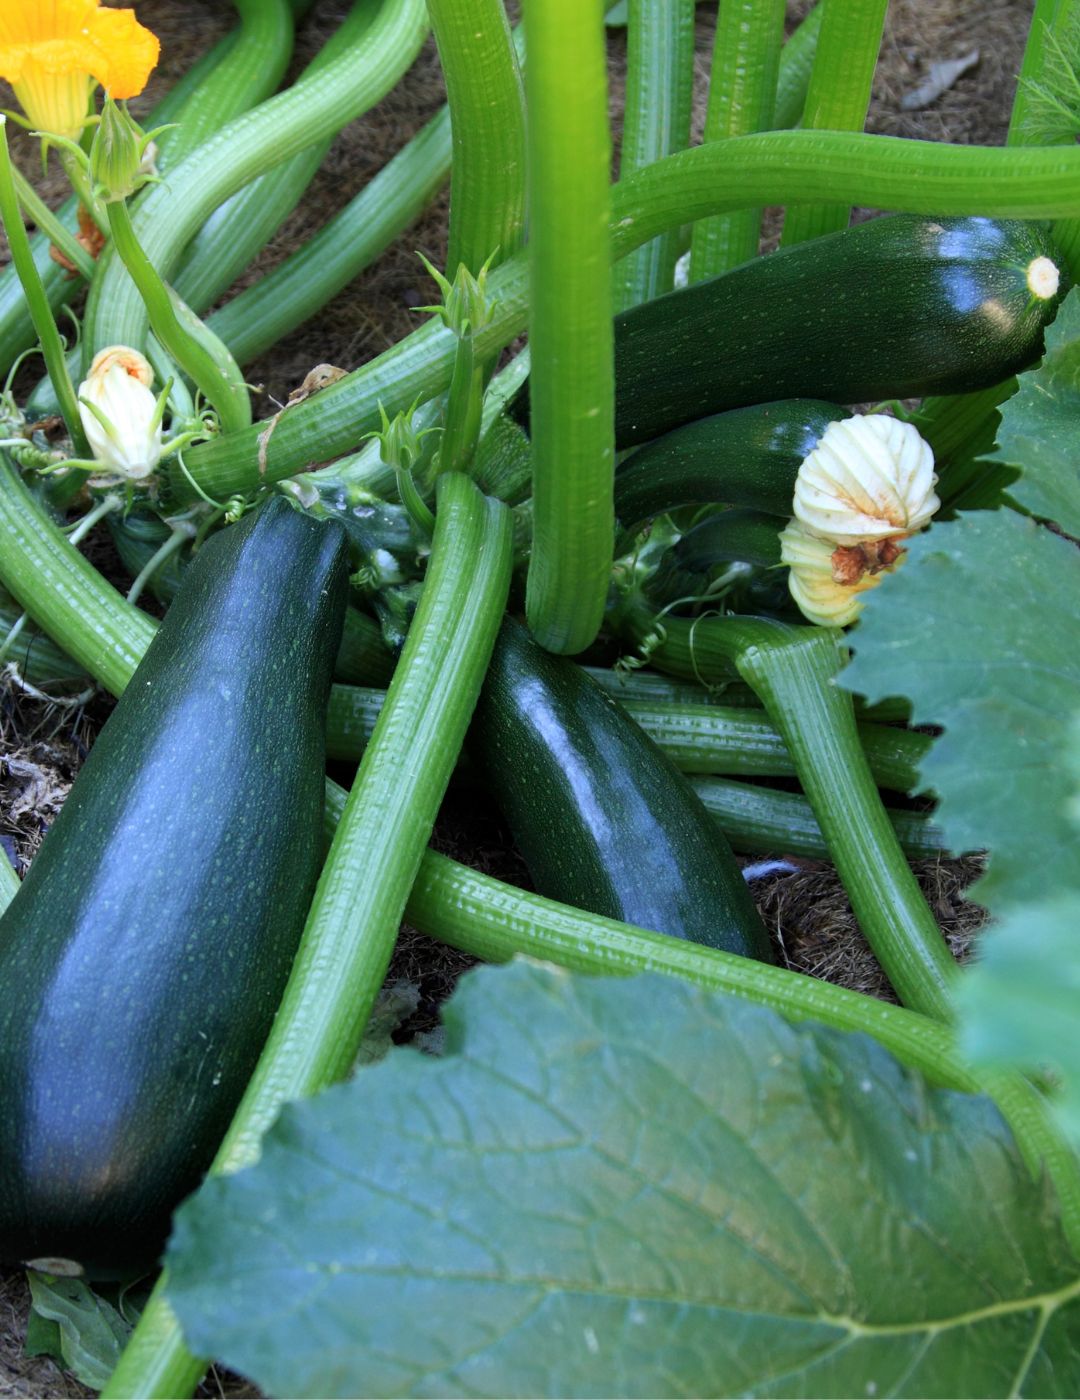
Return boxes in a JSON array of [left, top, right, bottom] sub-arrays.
[[468, 618, 774, 962]]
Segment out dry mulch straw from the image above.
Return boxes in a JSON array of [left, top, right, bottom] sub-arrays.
[[0, 0, 1031, 1393]]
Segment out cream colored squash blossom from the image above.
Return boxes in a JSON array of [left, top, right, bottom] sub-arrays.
[[78, 345, 162, 481], [784, 414, 939, 628], [0, 0, 159, 140]]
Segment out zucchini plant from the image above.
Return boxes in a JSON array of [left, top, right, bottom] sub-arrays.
[[0, 0, 1079, 1395]]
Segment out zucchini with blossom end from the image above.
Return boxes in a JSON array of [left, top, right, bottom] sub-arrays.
[[613, 214, 1069, 446], [0, 497, 349, 1279], [614, 398, 848, 532], [468, 617, 774, 962]]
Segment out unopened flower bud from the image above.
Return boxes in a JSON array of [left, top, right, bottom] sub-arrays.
[[780, 519, 903, 628], [792, 414, 939, 547], [89, 98, 158, 203], [78, 345, 162, 480]]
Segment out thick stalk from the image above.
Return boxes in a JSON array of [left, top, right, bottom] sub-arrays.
[[85, 0, 430, 360], [616, 0, 695, 308], [689, 774, 945, 861], [773, 2, 823, 128], [170, 0, 384, 318], [524, 0, 614, 654], [170, 128, 1080, 503], [160, 0, 294, 167], [690, 0, 786, 281], [0, 122, 87, 456], [616, 603, 958, 1020], [780, 0, 889, 246], [207, 106, 451, 366], [106, 201, 251, 433], [325, 682, 929, 793], [427, 0, 525, 275], [104, 472, 512, 1400]]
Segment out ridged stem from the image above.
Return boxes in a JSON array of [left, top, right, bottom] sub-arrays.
[[325, 682, 929, 793], [616, 602, 958, 1020], [207, 106, 452, 365], [85, 0, 430, 360], [0, 122, 87, 456], [689, 774, 945, 861], [523, 0, 614, 655], [615, 0, 695, 308], [170, 0, 385, 319], [106, 201, 251, 433], [779, 0, 889, 246], [170, 128, 1080, 503], [159, 0, 294, 167], [428, 0, 525, 275], [773, 2, 823, 128], [395, 842, 1080, 1252], [104, 472, 511, 1400], [689, 0, 786, 280]]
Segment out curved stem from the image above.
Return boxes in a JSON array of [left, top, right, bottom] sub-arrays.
[[106, 201, 251, 433], [616, 601, 958, 1020], [523, 0, 614, 655], [172, 128, 1080, 503], [0, 122, 88, 456], [773, 2, 823, 129], [85, 0, 430, 360]]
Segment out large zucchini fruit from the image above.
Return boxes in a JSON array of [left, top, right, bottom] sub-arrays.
[[468, 618, 773, 962], [0, 498, 348, 1278], [613, 214, 1068, 446]]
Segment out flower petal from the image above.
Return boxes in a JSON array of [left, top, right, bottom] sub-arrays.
[[84, 6, 159, 99]]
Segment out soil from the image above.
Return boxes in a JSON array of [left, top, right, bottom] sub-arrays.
[[0, 0, 1033, 1394]]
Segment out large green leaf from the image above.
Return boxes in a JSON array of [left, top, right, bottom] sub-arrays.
[[25, 1272, 135, 1390], [991, 286, 1080, 537], [165, 962, 1080, 1399]]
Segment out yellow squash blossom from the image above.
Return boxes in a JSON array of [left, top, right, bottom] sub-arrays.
[[0, 1, 158, 140]]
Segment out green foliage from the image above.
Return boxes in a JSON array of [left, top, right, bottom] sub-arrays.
[[844, 290, 1080, 1147], [25, 1273, 145, 1390], [1016, 11, 1080, 146], [843, 509, 1080, 909], [992, 288, 1080, 536], [165, 962, 1080, 1399]]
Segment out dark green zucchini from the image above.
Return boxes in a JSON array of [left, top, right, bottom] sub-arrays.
[[615, 399, 847, 531], [468, 617, 773, 962], [0, 497, 348, 1278], [613, 215, 1069, 446]]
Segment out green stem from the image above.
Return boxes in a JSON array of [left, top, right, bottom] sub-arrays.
[[689, 774, 945, 861], [125, 524, 194, 608], [161, 0, 295, 168], [171, 127, 1080, 503], [773, 2, 823, 128], [617, 602, 958, 1020], [780, 0, 889, 246], [104, 472, 512, 1400], [206, 105, 452, 366], [523, 0, 614, 654], [326, 681, 928, 793], [86, 0, 430, 360], [427, 0, 525, 275], [690, 0, 786, 281], [105, 201, 251, 434], [170, 0, 384, 319], [0, 122, 88, 456], [615, 0, 695, 309], [10, 167, 94, 280]]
